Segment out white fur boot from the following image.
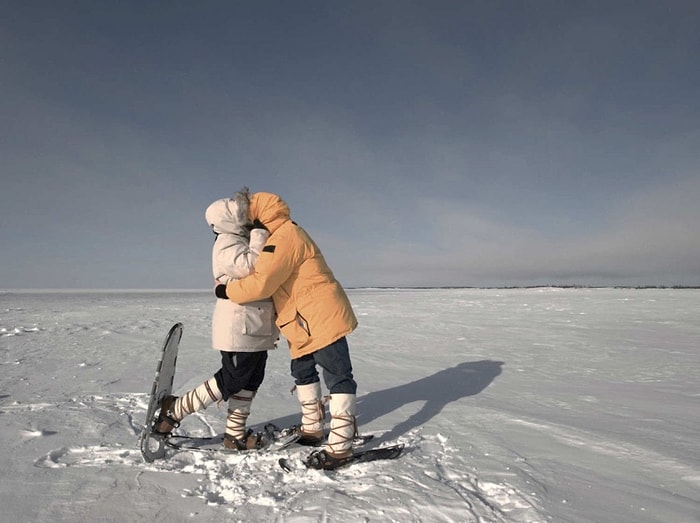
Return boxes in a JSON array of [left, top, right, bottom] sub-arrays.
[[326, 393, 356, 458], [173, 377, 222, 419], [224, 389, 258, 450], [296, 382, 325, 444], [155, 377, 221, 433]]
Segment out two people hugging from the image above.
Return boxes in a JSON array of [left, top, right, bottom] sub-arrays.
[[154, 187, 360, 470]]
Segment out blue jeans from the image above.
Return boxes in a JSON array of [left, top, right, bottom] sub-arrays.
[[290, 336, 357, 394]]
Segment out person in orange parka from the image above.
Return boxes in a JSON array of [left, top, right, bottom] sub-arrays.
[[214, 191, 359, 470]]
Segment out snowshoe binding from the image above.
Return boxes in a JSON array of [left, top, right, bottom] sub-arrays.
[[304, 448, 354, 470], [153, 395, 180, 434]]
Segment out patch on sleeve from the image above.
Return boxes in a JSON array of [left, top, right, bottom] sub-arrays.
[[263, 245, 276, 253]]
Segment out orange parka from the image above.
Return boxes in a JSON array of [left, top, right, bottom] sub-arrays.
[[224, 192, 358, 359]]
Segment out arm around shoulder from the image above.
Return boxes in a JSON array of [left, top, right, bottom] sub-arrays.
[[226, 229, 298, 303], [249, 229, 270, 254]]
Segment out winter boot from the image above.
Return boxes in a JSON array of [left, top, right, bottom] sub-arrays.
[[296, 382, 325, 446], [306, 393, 356, 470], [224, 390, 261, 450], [154, 377, 221, 434]]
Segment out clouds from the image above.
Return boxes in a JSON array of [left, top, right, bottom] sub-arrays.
[[342, 175, 700, 287], [1, 1, 699, 288]]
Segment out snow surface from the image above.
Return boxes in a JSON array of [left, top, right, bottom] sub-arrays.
[[1, 288, 699, 522]]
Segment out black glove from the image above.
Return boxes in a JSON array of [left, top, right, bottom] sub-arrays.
[[215, 284, 228, 299], [251, 219, 268, 231]]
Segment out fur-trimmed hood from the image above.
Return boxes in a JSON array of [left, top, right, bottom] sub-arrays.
[[249, 192, 291, 234], [205, 188, 251, 235]]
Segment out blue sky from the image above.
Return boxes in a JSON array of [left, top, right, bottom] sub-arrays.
[[2, 1, 699, 288]]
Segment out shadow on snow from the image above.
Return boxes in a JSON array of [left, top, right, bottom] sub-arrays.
[[357, 359, 504, 442], [264, 359, 504, 443]]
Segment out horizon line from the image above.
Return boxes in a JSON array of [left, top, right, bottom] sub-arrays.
[[2, 284, 699, 294]]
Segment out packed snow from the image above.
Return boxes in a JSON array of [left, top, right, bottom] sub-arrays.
[[1, 288, 698, 522]]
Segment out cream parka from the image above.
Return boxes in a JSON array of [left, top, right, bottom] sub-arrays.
[[206, 191, 279, 352], [224, 192, 357, 359]]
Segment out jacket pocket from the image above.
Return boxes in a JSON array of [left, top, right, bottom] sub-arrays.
[[278, 309, 310, 347], [242, 300, 276, 337]]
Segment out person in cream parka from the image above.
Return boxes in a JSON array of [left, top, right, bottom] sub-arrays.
[[155, 188, 278, 450]]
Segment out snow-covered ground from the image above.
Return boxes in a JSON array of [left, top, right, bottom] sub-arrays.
[[1, 288, 698, 522]]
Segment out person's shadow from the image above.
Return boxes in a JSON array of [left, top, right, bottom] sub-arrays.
[[356, 359, 504, 442], [264, 360, 503, 443]]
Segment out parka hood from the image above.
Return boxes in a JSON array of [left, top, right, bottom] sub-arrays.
[[249, 192, 290, 233], [205, 188, 251, 235]]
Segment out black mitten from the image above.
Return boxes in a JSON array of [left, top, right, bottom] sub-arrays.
[[251, 219, 268, 231], [215, 284, 228, 299]]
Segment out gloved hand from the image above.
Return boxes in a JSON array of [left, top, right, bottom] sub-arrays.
[[251, 219, 267, 231], [215, 284, 228, 299]]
